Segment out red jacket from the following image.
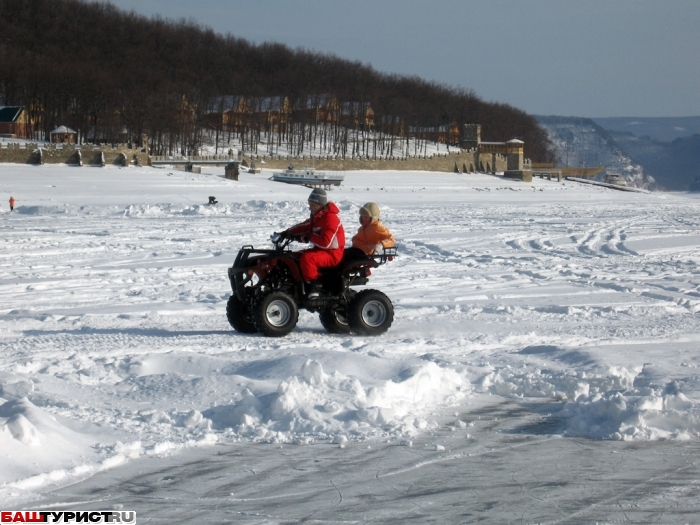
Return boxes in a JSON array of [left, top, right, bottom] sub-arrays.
[[288, 202, 345, 256]]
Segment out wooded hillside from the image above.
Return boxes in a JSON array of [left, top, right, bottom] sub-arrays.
[[0, 0, 553, 161]]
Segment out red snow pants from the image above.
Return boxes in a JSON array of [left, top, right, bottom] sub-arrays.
[[298, 248, 343, 281]]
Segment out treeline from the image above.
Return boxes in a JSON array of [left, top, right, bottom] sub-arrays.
[[0, 0, 554, 161]]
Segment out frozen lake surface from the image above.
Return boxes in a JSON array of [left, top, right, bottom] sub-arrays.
[[36, 403, 700, 524], [2, 164, 700, 522]]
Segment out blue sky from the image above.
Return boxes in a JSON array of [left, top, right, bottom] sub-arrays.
[[102, 0, 700, 118]]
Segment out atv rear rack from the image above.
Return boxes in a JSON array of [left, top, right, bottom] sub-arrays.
[[371, 247, 398, 265]]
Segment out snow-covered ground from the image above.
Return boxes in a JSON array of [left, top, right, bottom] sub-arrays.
[[2, 163, 700, 521]]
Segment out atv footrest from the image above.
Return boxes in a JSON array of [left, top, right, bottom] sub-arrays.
[[303, 295, 341, 309]]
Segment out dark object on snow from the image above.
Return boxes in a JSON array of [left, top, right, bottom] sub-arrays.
[[225, 162, 239, 180], [226, 235, 397, 337], [208, 196, 218, 205]]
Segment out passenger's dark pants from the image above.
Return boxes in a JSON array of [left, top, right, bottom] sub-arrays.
[[343, 247, 370, 262]]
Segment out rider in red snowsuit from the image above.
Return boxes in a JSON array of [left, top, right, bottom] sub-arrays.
[[285, 188, 345, 297]]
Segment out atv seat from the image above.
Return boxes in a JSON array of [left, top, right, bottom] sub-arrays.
[[338, 256, 379, 273], [340, 247, 380, 271], [318, 249, 376, 278], [318, 246, 397, 280]]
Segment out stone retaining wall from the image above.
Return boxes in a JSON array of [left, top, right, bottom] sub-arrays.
[[0, 143, 534, 176], [0, 143, 149, 166], [241, 149, 518, 174]]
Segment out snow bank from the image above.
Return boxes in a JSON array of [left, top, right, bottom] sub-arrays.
[[484, 364, 700, 440], [122, 200, 305, 218], [204, 360, 466, 443]]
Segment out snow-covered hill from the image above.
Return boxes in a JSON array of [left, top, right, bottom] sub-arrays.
[[537, 115, 700, 191], [536, 115, 651, 188], [593, 116, 700, 143]]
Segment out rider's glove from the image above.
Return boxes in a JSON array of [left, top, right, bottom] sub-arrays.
[[271, 231, 287, 243], [373, 243, 384, 254]]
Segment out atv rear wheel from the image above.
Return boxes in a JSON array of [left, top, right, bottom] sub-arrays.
[[254, 291, 299, 337], [319, 289, 355, 334], [319, 307, 351, 334], [226, 294, 257, 333], [347, 289, 394, 336]]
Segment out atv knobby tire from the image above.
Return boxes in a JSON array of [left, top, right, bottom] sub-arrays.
[[347, 289, 394, 336], [226, 294, 257, 333], [254, 291, 299, 337], [319, 289, 355, 334], [319, 307, 351, 334]]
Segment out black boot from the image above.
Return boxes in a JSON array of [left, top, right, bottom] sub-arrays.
[[306, 281, 322, 299]]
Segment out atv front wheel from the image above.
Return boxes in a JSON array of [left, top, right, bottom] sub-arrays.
[[226, 294, 257, 333], [254, 291, 299, 337], [347, 289, 394, 336]]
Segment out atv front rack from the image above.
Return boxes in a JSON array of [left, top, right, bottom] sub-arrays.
[[229, 245, 285, 301]]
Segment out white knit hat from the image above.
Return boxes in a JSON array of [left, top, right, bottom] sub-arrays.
[[359, 202, 380, 221]]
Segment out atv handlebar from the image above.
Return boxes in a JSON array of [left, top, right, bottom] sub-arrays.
[[270, 231, 307, 251], [270, 232, 294, 251]]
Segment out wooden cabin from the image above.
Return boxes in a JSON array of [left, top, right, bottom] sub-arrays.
[[408, 122, 461, 145], [341, 102, 375, 130], [293, 94, 341, 124], [249, 96, 292, 134], [0, 106, 32, 138]]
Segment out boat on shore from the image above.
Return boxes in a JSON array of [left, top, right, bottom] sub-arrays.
[[604, 170, 627, 187], [270, 165, 344, 188]]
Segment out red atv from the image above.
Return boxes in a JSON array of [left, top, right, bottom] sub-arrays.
[[227, 234, 397, 337]]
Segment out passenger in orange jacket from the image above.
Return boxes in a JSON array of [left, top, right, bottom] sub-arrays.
[[284, 188, 345, 298], [9, 196, 15, 211], [350, 202, 395, 256]]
